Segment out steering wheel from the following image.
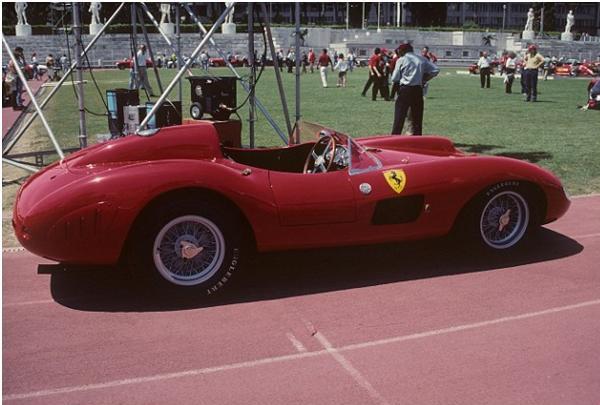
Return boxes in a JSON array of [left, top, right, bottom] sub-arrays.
[[303, 135, 336, 174]]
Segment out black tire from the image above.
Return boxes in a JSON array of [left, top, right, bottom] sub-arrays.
[[190, 102, 203, 120], [131, 200, 245, 296], [457, 182, 534, 251]]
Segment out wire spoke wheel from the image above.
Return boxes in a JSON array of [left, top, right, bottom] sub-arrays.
[[479, 191, 529, 249], [153, 215, 225, 286]]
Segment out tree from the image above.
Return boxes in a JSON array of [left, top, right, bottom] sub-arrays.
[[405, 3, 447, 26], [348, 2, 372, 28], [533, 3, 556, 33]]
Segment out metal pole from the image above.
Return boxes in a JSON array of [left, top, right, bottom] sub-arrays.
[[248, 3, 256, 147], [540, 6, 544, 37], [401, 2, 405, 27], [294, 2, 301, 144], [138, 3, 234, 131], [3, 3, 126, 156], [137, 8, 163, 94], [141, 2, 173, 47], [362, 3, 365, 29], [2, 157, 39, 173], [176, 3, 182, 103], [140, 2, 194, 76], [260, 3, 293, 140], [1, 35, 64, 159], [346, 2, 349, 30], [130, 3, 140, 97], [72, 2, 87, 148], [377, 3, 381, 32], [183, 4, 287, 144], [502, 5, 506, 33], [397, 2, 400, 27]]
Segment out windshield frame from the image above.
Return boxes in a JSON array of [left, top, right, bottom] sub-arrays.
[[299, 121, 381, 176]]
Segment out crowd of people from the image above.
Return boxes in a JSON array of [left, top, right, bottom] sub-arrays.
[[2, 46, 70, 110], [4, 39, 598, 123], [477, 45, 582, 104]]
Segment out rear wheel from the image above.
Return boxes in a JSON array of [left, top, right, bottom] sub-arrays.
[[131, 200, 244, 296]]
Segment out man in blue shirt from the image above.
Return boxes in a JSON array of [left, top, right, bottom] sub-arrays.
[[390, 43, 440, 135]]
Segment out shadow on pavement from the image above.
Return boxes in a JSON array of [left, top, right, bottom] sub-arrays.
[[50, 227, 583, 312]]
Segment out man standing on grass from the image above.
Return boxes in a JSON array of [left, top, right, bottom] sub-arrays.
[[390, 43, 439, 136], [308, 49, 315, 73], [135, 44, 156, 97], [522, 44, 544, 102], [361, 47, 381, 99], [317, 49, 333, 88], [477, 51, 492, 89]]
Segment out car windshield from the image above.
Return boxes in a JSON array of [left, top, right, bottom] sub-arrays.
[[297, 121, 382, 175]]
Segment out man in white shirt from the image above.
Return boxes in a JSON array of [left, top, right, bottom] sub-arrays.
[[390, 43, 439, 135], [134, 44, 156, 97], [477, 51, 491, 89]]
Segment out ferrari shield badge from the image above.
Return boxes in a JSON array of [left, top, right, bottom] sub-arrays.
[[383, 169, 407, 194]]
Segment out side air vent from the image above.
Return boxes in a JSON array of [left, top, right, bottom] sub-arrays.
[[372, 195, 424, 225]]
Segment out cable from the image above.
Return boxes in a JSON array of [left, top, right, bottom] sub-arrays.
[[231, 7, 268, 113], [62, 6, 108, 118]]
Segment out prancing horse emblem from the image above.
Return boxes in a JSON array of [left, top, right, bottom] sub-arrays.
[[383, 169, 407, 194]]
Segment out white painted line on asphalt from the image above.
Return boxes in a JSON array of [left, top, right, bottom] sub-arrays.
[[315, 332, 390, 405], [574, 232, 600, 240], [4, 298, 600, 402], [571, 193, 600, 199], [286, 333, 307, 353], [3, 299, 55, 308], [337, 299, 600, 353], [2, 350, 328, 402]]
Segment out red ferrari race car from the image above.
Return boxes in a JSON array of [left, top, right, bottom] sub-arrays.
[[13, 122, 570, 296], [116, 58, 154, 70], [209, 56, 248, 67], [554, 59, 598, 77]]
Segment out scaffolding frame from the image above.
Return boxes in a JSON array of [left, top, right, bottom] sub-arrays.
[[3, 1, 306, 175]]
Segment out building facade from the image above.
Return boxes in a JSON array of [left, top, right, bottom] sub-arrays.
[[255, 3, 600, 35]]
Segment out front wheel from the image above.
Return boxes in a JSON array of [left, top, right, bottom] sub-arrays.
[[458, 183, 534, 251], [479, 189, 530, 249], [131, 200, 245, 296]]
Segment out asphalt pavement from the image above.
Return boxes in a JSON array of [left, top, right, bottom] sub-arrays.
[[3, 195, 600, 405]]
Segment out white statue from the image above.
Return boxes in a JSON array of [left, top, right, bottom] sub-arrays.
[[15, 2, 28, 25], [89, 2, 102, 25], [159, 3, 172, 24], [524, 8, 534, 31], [224, 2, 235, 24], [564, 10, 575, 34]]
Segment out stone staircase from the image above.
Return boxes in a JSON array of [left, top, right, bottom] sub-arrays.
[[2, 31, 291, 66], [4, 29, 598, 67]]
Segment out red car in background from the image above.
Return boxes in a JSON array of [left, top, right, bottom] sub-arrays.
[[209, 56, 248, 67], [554, 59, 598, 77], [116, 58, 154, 70]]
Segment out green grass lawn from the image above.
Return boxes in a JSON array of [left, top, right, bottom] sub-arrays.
[[4, 66, 600, 194]]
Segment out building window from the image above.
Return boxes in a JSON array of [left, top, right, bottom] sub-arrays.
[[446, 51, 452, 57], [463, 51, 469, 57]]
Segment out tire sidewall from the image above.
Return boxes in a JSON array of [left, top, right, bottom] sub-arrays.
[[466, 181, 532, 251], [134, 201, 244, 296]]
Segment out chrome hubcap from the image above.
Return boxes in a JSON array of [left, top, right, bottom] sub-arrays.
[[153, 215, 225, 286], [480, 191, 529, 249]]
